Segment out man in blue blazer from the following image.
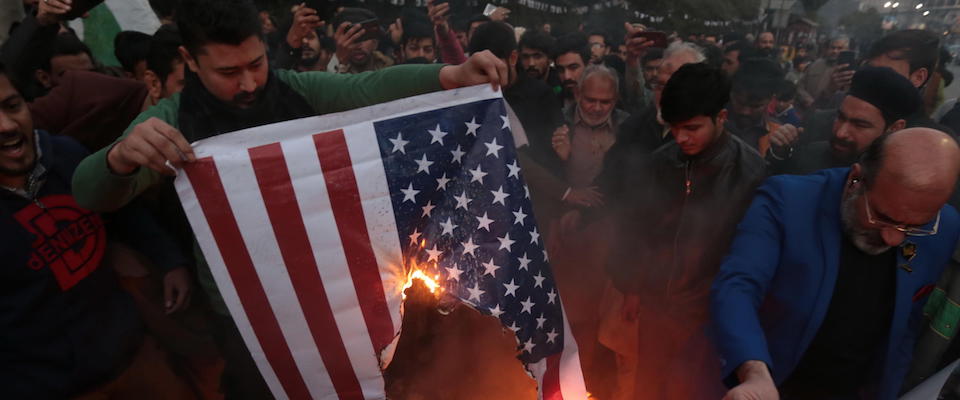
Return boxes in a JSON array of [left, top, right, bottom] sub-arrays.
[[712, 128, 960, 400]]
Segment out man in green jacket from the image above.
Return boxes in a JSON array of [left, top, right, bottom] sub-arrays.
[[70, 0, 506, 397]]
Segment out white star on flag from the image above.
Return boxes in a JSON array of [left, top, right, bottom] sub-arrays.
[[469, 165, 488, 183], [507, 160, 521, 179], [503, 279, 520, 297], [513, 207, 527, 226], [389, 132, 408, 154], [401, 183, 419, 203], [476, 212, 494, 231], [461, 237, 479, 256], [485, 138, 504, 158], [520, 297, 535, 314], [421, 200, 435, 218], [415, 154, 433, 174], [491, 186, 510, 205], [450, 145, 465, 164], [428, 124, 448, 145], [445, 264, 463, 281], [467, 282, 484, 302], [482, 258, 500, 277], [440, 218, 457, 236], [426, 244, 442, 263], [465, 117, 481, 136], [498, 233, 516, 251]]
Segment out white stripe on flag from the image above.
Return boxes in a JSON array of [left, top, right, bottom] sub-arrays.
[[175, 171, 288, 398], [557, 302, 588, 399], [105, 0, 161, 33], [281, 135, 386, 398], [219, 155, 336, 399], [340, 124, 407, 336]]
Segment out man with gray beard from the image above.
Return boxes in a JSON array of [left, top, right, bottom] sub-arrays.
[[713, 128, 960, 400]]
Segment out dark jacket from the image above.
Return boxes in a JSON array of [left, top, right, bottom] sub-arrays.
[[597, 104, 671, 198], [0, 131, 141, 398], [606, 132, 766, 314], [505, 76, 565, 175]]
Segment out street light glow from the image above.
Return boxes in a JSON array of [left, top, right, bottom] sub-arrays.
[[892, 2, 900, 7], [884, 1, 892, 7], [915, 3, 924, 9], [923, 10, 931, 15]]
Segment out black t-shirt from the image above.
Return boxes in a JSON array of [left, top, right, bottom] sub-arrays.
[[780, 236, 897, 397]]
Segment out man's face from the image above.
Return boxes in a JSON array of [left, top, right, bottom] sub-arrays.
[[403, 37, 436, 62], [350, 38, 378, 67], [826, 40, 849, 61], [45, 53, 95, 88], [797, 47, 808, 58], [182, 36, 268, 109], [642, 57, 662, 89], [0, 74, 36, 183], [728, 89, 771, 126], [162, 60, 186, 99], [519, 46, 550, 80], [653, 53, 697, 107], [302, 30, 322, 61], [543, 24, 552, 33], [721, 50, 740, 77], [455, 30, 468, 49], [576, 76, 617, 126], [757, 33, 775, 50], [831, 95, 888, 162], [842, 167, 946, 254], [556, 52, 585, 97], [704, 36, 718, 45], [588, 35, 608, 63], [775, 98, 793, 114], [669, 112, 726, 156]]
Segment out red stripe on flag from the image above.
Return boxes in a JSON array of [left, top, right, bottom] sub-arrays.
[[543, 353, 564, 400], [184, 157, 312, 399], [313, 130, 395, 351], [249, 143, 365, 400]]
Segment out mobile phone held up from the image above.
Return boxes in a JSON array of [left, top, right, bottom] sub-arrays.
[[837, 51, 857, 71], [61, 0, 104, 21], [631, 31, 668, 49], [350, 18, 382, 42]]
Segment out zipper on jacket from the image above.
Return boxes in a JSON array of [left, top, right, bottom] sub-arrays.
[[667, 160, 694, 295]]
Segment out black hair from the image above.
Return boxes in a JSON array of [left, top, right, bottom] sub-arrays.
[[402, 20, 435, 47], [320, 35, 336, 53], [587, 31, 607, 45], [466, 15, 491, 28], [40, 33, 93, 72], [776, 79, 797, 102], [400, 57, 431, 65], [176, 0, 262, 56], [701, 44, 723, 70], [468, 21, 516, 60], [724, 40, 758, 61], [731, 57, 784, 99], [149, 0, 178, 20], [519, 29, 557, 58], [660, 62, 730, 124], [642, 47, 664, 64], [147, 25, 183, 84], [866, 29, 939, 78], [114, 31, 152, 74], [556, 32, 590, 66]]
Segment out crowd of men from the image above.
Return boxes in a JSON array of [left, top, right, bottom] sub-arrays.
[[4, 0, 960, 398]]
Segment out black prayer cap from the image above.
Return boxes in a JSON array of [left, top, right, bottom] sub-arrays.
[[848, 66, 921, 123]]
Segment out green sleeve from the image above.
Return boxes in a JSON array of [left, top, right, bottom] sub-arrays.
[[277, 64, 446, 114], [71, 95, 181, 212]]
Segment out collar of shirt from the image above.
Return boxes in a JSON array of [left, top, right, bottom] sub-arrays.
[[565, 103, 615, 130], [0, 131, 46, 200]]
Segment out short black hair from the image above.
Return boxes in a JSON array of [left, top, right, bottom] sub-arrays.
[[866, 29, 940, 80], [468, 21, 516, 60], [724, 40, 758, 61], [642, 47, 664, 64], [519, 29, 557, 58], [40, 33, 93, 72], [555, 32, 590, 65], [731, 58, 784, 99], [149, 0, 178, 20], [587, 31, 607, 45], [402, 20, 435, 46], [147, 25, 183, 84], [776, 79, 797, 102], [176, 0, 262, 56], [114, 31, 152, 74], [660, 63, 730, 124]]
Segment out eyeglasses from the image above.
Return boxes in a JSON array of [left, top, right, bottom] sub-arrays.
[[863, 190, 940, 236]]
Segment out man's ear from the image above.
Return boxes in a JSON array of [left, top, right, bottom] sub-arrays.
[[716, 109, 729, 126], [887, 119, 907, 134], [178, 45, 199, 73], [34, 69, 51, 89], [508, 49, 518, 69], [143, 69, 163, 104], [910, 67, 929, 88]]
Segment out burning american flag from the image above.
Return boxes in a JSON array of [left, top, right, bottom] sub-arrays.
[[174, 85, 587, 399]]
